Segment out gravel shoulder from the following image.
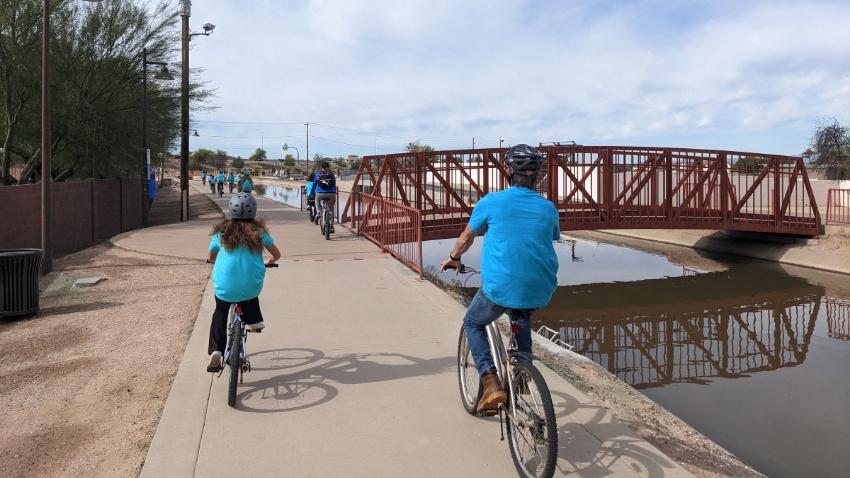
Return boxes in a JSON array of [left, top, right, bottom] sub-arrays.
[[0, 187, 222, 478]]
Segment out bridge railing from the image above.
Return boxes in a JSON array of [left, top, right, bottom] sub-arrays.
[[826, 189, 850, 225], [346, 191, 423, 277]]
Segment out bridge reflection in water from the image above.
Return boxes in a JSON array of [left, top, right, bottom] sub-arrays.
[[533, 265, 849, 389]]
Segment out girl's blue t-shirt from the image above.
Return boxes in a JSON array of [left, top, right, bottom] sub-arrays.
[[209, 231, 274, 303], [243, 178, 253, 190], [468, 187, 560, 309], [305, 181, 316, 196], [201, 172, 206, 178], [228, 174, 235, 183], [217, 173, 225, 183]]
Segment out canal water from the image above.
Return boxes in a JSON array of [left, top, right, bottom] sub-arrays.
[[426, 236, 850, 478], [251, 184, 302, 209]]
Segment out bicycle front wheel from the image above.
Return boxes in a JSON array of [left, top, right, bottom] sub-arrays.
[[228, 325, 243, 407], [457, 327, 482, 415], [506, 363, 558, 478]]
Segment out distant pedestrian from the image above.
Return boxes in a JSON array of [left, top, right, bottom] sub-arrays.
[[148, 173, 157, 209]]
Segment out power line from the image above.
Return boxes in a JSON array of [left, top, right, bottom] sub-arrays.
[[310, 135, 397, 151]]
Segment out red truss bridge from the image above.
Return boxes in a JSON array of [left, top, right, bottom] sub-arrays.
[[340, 146, 822, 276]]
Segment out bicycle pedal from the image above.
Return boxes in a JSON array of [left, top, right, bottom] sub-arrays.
[[478, 409, 499, 417], [247, 329, 262, 333]]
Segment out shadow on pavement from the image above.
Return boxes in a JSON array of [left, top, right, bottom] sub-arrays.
[[236, 350, 454, 413]]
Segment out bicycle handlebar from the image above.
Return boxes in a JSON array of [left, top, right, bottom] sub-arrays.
[[443, 264, 477, 274], [265, 263, 279, 268]]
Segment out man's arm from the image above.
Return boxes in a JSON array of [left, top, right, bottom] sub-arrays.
[[439, 225, 484, 275]]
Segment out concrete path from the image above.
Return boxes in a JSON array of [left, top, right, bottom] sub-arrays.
[[118, 181, 692, 478]]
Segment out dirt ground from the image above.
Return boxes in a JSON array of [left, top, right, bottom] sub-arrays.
[[0, 187, 222, 478]]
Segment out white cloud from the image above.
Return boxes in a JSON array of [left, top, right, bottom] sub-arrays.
[[185, 0, 850, 156]]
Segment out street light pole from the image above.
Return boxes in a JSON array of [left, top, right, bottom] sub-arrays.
[[305, 123, 309, 174], [142, 48, 174, 227]]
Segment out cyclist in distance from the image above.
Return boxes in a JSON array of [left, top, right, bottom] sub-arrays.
[[305, 172, 317, 214], [216, 170, 226, 194], [312, 162, 337, 232], [228, 170, 236, 193], [241, 170, 253, 193], [201, 170, 207, 186], [440, 144, 560, 412], [206, 192, 281, 372]]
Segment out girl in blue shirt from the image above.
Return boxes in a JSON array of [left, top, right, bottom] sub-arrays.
[[206, 192, 281, 372]]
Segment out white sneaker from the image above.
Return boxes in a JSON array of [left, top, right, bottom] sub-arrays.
[[207, 351, 223, 372], [245, 322, 265, 332]]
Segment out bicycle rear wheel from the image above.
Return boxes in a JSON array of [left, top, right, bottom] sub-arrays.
[[457, 327, 482, 415], [228, 324, 243, 407], [324, 210, 331, 240], [506, 363, 558, 478]]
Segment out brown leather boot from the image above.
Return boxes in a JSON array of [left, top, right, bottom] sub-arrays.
[[477, 370, 507, 412]]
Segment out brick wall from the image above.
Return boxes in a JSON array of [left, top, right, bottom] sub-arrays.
[[0, 178, 144, 256], [53, 181, 94, 255], [0, 184, 41, 249], [93, 179, 122, 241], [121, 179, 143, 231]]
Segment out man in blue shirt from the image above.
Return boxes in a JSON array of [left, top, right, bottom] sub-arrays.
[[201, 170, 207, 186], [216, 170, 225, 194], [227, 171, 235, 192], [440, 144, 560, 412], [312, 162, 337, 232]]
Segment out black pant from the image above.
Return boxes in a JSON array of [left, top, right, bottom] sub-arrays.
[[209, 296, 264, 355]]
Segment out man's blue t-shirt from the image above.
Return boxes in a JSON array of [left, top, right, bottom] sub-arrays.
[[209, 231, 275, 303], [228, 174, 235, 183], [217, 173, 225, 183], [201, 172, 206, 179], [468, 187, 560, 309]]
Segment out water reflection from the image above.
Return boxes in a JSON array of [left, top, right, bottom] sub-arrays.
[[534, 267, 826, 388], [253, 184, 302, 209]]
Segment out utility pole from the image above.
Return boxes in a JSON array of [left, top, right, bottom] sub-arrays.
[[305, 122, 309, 173], [472, 137, 475, 149], [41, 0, 52, 274], [180, 2, 190, 221]]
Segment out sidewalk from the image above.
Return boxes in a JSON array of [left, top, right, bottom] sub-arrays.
[[117, 181, 692, 478]]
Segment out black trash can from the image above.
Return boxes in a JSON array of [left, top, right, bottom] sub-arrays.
[[0, 249, 44, 317]]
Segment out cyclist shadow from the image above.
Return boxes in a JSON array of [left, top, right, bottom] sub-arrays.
[[235, 348, 454, 414], [548, 390, 679, 478]]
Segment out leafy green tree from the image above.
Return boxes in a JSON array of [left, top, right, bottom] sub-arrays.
[[211, 149, 228, 170], [190, 148, 213, 166], [231, 156, 245, 170], [249, 148, 267, 162], [283, 154, 295, 168], [405, 140, 434, 153], [1, 0, 216, 185], [810, 118, 850, 180]]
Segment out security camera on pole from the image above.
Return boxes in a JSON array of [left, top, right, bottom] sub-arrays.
[[179, 0, 214, 222]]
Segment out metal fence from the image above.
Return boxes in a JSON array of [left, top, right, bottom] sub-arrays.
[[826, 189, 850, 225], [348, 192, 423, 277]]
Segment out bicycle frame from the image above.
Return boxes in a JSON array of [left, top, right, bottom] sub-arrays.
[[222, 306, 248, 375]]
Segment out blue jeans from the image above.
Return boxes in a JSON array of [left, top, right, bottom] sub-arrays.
[[463, 289, 532, 377]]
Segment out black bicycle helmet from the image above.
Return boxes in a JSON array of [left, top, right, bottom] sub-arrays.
[[229, 192, 257, 219], [308, 172, 316, 181], [504, 144, 543, 176]]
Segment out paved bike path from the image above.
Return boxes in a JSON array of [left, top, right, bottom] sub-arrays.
[[123, 182, 693, 478]]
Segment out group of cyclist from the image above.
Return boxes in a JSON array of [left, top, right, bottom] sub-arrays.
[[201, 169, 253, 195], [205, 145, 556, 417]]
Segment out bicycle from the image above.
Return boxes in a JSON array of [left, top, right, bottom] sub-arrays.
[[318, 197, 334, 240], [307, 195, 317, 223], [210, 262, 279, 407], [210, 180, 216, 194], [229, 181, 235, 193], [218, 181, 224, 198], [450, 265, 558, 478]]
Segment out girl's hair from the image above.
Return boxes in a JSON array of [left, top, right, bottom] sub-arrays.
[[211, 217, 268, 253]]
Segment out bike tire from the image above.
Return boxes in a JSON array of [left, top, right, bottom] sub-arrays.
[[457, 327, 482, 415], [324, 217, 331, 240], [228, 324, 243, 408], [506, 363, 558, 478]]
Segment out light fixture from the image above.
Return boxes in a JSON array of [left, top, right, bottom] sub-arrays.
[[154, 66, 175, 80], [203, 23, 215, 33], [193, 130, 199, 137]]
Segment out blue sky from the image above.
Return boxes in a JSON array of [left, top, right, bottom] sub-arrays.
[[183, 0, 850, 158]]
